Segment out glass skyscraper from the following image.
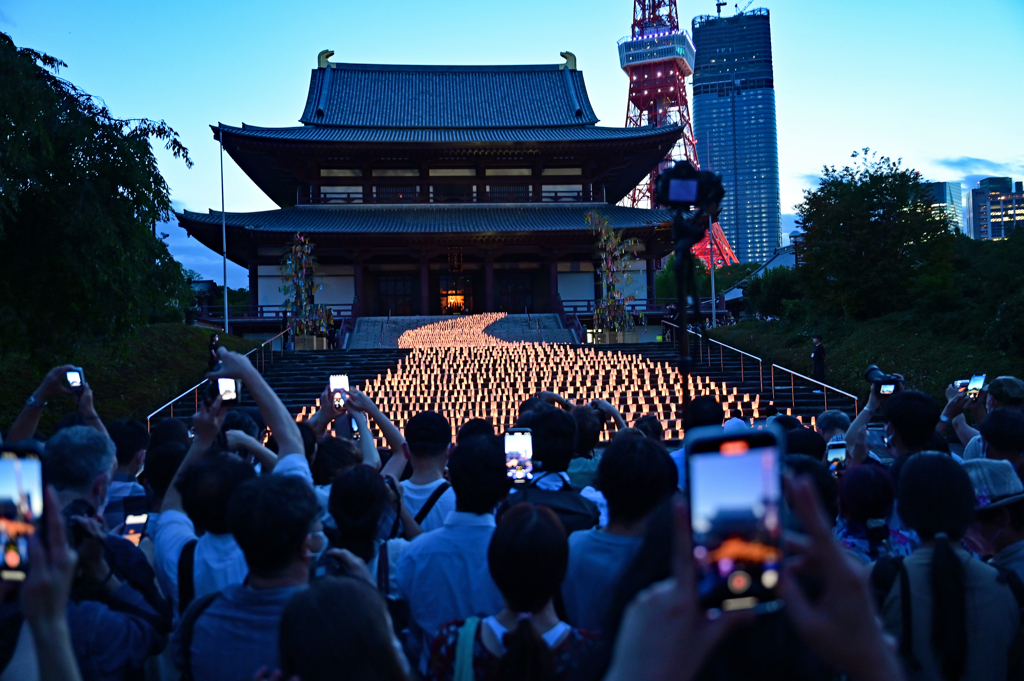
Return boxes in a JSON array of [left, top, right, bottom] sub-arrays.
[[691, 9, 781, 264]]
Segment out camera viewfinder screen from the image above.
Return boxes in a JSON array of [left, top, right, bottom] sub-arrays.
[[217, 378, 237, 402], [66, 371, 82, 388], [967, 374, 986, 399], [879, 384, 895, 395], [669, 179, 699, 203], [0, 453, 43, 581], [505, 431, 533, 483], [826, 443, 846, 463], [689, 443, 782, 611], [329, 374, 349, 408]]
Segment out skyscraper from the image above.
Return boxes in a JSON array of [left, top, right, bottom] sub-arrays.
[[924, 181, 964, 234], [967, 177, 1022, 240], [691, 8, 781, 264]]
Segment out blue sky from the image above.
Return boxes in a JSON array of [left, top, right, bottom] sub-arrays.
[[3, 0, 1021, 286]]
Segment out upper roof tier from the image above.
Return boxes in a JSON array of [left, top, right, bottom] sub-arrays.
[[299, 58, 599, 129]]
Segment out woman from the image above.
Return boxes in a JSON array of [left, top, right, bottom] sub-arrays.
[[834, 464, 913, 563], [878, 453, 1021, 681], [207, 333, 219, 370], [428, 504, 597, 681]]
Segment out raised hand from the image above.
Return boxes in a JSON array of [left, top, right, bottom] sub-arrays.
[[206, 347, 256, 382], [192, 396, 226, 443]]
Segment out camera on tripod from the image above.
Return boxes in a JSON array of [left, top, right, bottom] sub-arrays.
[[864, 365, 900, 396], [655, 161, 725, 214]]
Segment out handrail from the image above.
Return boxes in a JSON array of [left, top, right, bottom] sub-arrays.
[[770, 363, 859, 415]]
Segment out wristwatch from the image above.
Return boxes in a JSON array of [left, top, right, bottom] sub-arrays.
[[25, 394, 46, 409], [939, 413, 951, 423]]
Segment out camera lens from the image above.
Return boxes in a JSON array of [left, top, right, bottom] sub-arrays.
[[863, 365, 884, 384]]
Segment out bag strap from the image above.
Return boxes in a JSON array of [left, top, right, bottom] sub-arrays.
[[453, 616, 481, 681], [415, 482, 451, 525], [895, 558, 921, 671], [178, 591, 221, 681], [377, 542, 390, 595], [178, 538, 198, 615]]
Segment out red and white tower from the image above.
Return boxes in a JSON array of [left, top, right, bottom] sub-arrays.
[[619, 0, 738, 268]]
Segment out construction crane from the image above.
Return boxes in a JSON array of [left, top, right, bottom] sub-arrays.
[[716, 0, 727, 16], [735, 0, 754, 14]]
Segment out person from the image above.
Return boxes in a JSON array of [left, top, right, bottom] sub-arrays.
[[395, 411, 456, 532], [784, 455, 838, 526], [148, 417, 191, 451], [566, 404, 602, 489], [141, 441, 187, 536], [786, 427, 827, 461], [941, 375, 1024, 460], [457, 418, 495, 443], [815, 409, 851, 443], [207, 333, 219, 371], [327, 325, 338, 351], [976, 408, 1024, 473], [834, 464, 912, 563], [811, 335, 826, 386], [102, 419, 149, 530], [499, 406, 600, 534], [277, 577, 410, 681], [669, 396, 725, 490], [428, 504, 598, 681], [872, 453, 1021, 681], [173, 474, 323, 681], [561, 434, 677, 632], [632, 415, 664, 442], [396, 435, 511, 672], [963, 458, 1024, 581], [847, 387, 940, 468]]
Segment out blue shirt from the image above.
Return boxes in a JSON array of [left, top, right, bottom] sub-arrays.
[[561, 529, 643, 632], [68, 582, 165, 681]]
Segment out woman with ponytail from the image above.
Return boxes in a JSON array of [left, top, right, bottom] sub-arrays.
[[835, 464, 913, 563], [427, 503, 597, 681], [878, 453, 1020, 681]]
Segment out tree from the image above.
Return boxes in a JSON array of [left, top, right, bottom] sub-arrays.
[[0, 33, 194, 362], [796, 149, 954, 319], [588, 212, 642, 331], [279, 234, 332, 337], [744, 266, 804, 318]]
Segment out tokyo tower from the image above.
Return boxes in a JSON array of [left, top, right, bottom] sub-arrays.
[[618, 0, 738, 268]]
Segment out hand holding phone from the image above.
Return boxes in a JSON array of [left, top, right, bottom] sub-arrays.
[[505, 429, 533, 483], [329, 375, 349, 410], [967, 374, 986, 402], [65, 368, 85, 393], [122, 514, 148, 546], [0, 447, 45, 582]]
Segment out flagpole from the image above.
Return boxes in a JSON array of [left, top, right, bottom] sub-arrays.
[[220, 128, 229, 336]]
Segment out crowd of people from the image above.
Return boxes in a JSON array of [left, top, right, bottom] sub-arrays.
[[2, 346, 1024, 681]]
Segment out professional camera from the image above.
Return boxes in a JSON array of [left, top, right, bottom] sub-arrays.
[[655, 161, 725, 213], [864, 365, 900, 396]]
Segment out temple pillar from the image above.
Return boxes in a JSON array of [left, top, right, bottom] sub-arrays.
[[646, 256, 656, 306], [484, 255, 495, 312], [420, 258, 430, 315], [353, 260, 364, 317], [548, 258, 559, 313]]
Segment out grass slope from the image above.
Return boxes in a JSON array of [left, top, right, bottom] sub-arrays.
[[0, 324, 258, 435]]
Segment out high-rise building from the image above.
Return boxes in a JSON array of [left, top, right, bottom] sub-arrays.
[[966, 176, 1023, 240], [924, 182, 964, 234], [980, 177, 1012, 195], [690, 8, 781, 264]]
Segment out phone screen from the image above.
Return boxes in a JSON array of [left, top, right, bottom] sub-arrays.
[[879, 383, 895, 395], [826, 442, 846, 463], [329, 374, 349, 409], [217, 378, 238, 402], [967, 374, 986, 400], [0, 452, 43, 581], [66, 370, 82, 389], [505, 430, 533, 483], [688, 432, 782, 612], [123, 513, 148, 546]]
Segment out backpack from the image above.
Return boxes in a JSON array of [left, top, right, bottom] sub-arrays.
[[498, 475, 599, 534], [178, 539, 199, 615]]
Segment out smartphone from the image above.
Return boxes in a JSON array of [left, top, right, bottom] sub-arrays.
[[66, 367, 84, 393], [879, 383, 895, 396], [826, 441, 846, 473], [954, 379, 969, 393], [123, 513, 148, 546], [329, 374, 349, 410], [686, 425, 784, 613], [967, 374, 986, 401], [0, 449, 44, 582], [217, 378, 239, 405], [504, 428, 534, 483]]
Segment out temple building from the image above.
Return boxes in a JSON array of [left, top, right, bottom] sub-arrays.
[[177, 50, 680, 322]]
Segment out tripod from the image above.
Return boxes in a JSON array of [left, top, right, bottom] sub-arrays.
[[672, 209, 712, 419]]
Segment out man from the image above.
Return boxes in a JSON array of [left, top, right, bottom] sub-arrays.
[[811, 335, 826, 386], [396, 435, 510, 671], [977, 409, 1024, 474], [174, 475, 322, 681], [668, 396, 725, 490], [963, 458, 1024, 581], [103, 419, 150, 530], [561, 432, 677, 631], [816, 409, 851, 443], [395, 411, 456, 532], [941, 376, 1024, 460]]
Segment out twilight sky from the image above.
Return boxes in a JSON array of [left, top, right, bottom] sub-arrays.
[[2, 0, 1021, 286]]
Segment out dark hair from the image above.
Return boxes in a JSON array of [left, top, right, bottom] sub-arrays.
[[149, 418, 190, 450], [881, 390, 942, 452], [280, 577, 409, 681], [144, 442, 187, 499], [457, 418, 494, 443], [405, 411, 452, 459], [838, 465, 894, 559], [898, 453, 974, 681], [816, 410, 850, 436], [107, 419, 150, 467], [597, 432, 677, 524], [488, 504, 567, 681], [518, 397, 546, 418], [517, 407, 577, 473], [979, 408, 1024, 455], [571, 405, 601, 457], [783, 455, 838, 524], [327, 466, 389, 563], [684, 396, 724, 430], [770, 414, 803, 431], [632, 415, 664, 441], [297, 421, 318, 461], [228, 474, 321, 575], [447, 435, 510, 514], [178, 454, 256, 534], [786, 427, 826, 461], [312, 437, 362, 486], [222, 409, 258, 440], [924, 431, 951, 455]]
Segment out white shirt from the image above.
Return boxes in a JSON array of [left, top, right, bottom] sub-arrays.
[[273, 453, 314, 488], [400, 479, 456, 532], [579, 487, 609, 528], [367, 537, 410, 597], [152, 509, 248, 616], [963, 434, 984, 460], [396, 510, 504, 673]]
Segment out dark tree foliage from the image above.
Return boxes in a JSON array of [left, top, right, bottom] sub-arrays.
[[796, 150, 955, 320], [0, 33, 194, 362], [744, 266, 804, 318]]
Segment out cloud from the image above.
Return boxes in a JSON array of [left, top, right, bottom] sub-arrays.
[[158, 217, 249, 289], [935, 157, 1013, 176]]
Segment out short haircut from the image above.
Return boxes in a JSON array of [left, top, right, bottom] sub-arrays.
[[228, 474, 321, 575], [516, 406, 577, 473], [597, 432, 677, 524], [312, 437, 362, 486], [632, 415, 664, 441], [107, 419, 150, 467], [222, 409, 258, 440], [178, 454, 256, 535], [447, 435, 510, 514], [328, 466, 389, 563], [457, 418, 494, 444], [685, 396, 724, 431], [784, 455, 838, 522], [518, 398, 546, 418], [881, 390, 942, 452], [979, 408, 1024, 455], [149, 418, 190, 450], [488, 504, 567, 613], [144, 441, 187, 498], [770, 415, 803, 431], [816, 410, 851, 437], [43, 426, 116, 493], [405, 411, 451, 458], [839, 464, 895, 525], [787, 427, 827, 461], [571, 405, 601, 457]]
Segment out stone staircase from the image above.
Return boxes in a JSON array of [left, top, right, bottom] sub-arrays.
[[348, 314, 574, 349]]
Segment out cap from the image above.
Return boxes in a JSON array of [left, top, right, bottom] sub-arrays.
[[985, 376, 1024, 407], [404, 411, 452, 454], [961, 459, 1024, 510]]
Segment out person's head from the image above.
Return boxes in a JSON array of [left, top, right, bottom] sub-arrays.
[[784, 455, 838, 524], [457, 418, 494, 444], [517, 397, 546, 419], [838, 464, 895, 557], [684, 396, 724, 431], [786, 427, 826, 461], [571, 404, 602, 458], [143, 441, 187, 504], [149, 417, 190, 450], [517, 406, 578, 473], [404, 411, 452, 462], [963, 459, 1024, 556], [228, 474, 322, 579], [178, 454, 256, 535], [44, 426, 117, 512], [985, 376, 1024, 413], [327, 466, 389, 563], [880, 390, 941, 455], [312, 436, 362, 486], [979, 408, 1024, 465], [815, 410, 850, 442], [279, 577, 408, 681], [632, 415, 664, 442], [210, 333, 219, 344], [106, 419, 149, 475], [222, 409, 259, 440], [597, 432, 677, 527], [812, 335, 821, 345], [447, 435, 510, 514], [768, 414, 802, 431]]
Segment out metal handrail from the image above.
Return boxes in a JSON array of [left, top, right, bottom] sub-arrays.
[[770, 364, 859, 416], [146, 326, 292, 430]]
